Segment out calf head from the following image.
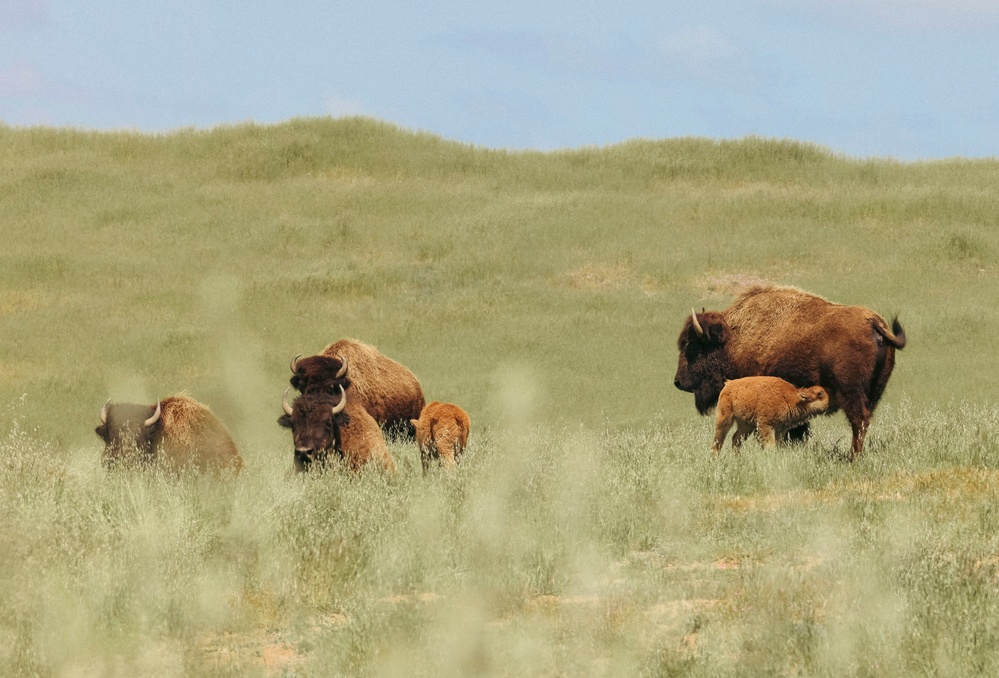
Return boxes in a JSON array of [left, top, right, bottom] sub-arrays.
[[289, 354, 351, 395], [674, 308, 734, 414], [797, 386, 830, 414], [95, 400, 164, 469], [278, 385, 349, 472]]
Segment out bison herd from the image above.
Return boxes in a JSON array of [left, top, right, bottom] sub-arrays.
[[95, 285, 905, 472]]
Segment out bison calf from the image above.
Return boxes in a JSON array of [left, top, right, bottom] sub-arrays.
[[712, 377, 829, 454], [278, 385, 396, 473], [96, 395, 243, 473], [410, 401, 471, 473]]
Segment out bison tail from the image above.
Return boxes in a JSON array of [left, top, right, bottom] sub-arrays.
[[875, 316, 906, 350]]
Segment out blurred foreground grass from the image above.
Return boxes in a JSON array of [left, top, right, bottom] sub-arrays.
[[4, 401, 999, 676]]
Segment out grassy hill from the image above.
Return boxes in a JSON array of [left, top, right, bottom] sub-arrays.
[[2, 116, 996, 450], [3, 118, 999, 675]]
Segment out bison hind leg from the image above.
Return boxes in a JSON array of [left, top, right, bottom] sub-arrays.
[[712, 411, 734, 455]]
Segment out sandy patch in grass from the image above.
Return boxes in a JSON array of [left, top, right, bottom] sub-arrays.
[[718, 467, 999, 514], [567, 264, 633, 290], [0, 291, 54, 316]]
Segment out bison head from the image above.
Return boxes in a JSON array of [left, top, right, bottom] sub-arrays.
[[95, 399, 164, 469], [289, 354, 351, 395], [277, 385, 349, 472], [674, 308, 735, 415]]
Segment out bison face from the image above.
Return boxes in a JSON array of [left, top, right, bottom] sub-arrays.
[[95, 400, 164, 469], [278, 386, 349, 472], [674, 309, 734, 415], [289, 354, 351, 395]]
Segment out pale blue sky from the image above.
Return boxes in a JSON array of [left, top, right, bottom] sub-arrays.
[[2, 0, 998, 159]]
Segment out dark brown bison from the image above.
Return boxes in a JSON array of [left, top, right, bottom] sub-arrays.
[[289, 338, 425, 437], [410, 401, 471, 473], [712, 377, 830, 454], [674, 285, 906, 460], [278, 385, 395, 473], [96, 395, 243, 473]]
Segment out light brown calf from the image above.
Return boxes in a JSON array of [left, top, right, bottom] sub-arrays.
[[712, 377, 829, 454], [410, 401, 471, 473]]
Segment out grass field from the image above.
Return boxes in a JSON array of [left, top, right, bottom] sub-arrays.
[[2, 117, 999, 675]]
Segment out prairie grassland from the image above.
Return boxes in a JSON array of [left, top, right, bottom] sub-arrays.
[[2, 118, 999, 675]]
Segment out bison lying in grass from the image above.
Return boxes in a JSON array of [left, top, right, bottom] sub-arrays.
[[712, 377, 830, 454], [410, 401, 471, 473], [96, 395, 243, 474], [278, 385, 396, 473]]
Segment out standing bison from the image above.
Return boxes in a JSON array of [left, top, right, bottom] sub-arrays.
[[96, 395, 243, 473], [289, 338, 425, 437], [712, 377, 830, 454], [278, 385, 396, 473], [410, 401, 471, 473], [674, 285, 906, 460]]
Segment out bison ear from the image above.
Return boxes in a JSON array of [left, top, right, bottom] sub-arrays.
[[703, 317, 729, 345], [289, 375, 302, 391], [800, 393, 808, 402], [277, 414, 293, 429], [410, 419, 419, 428], [95, 424, 108, 440]]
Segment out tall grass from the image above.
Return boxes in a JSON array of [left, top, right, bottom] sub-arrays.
[[3, 117, 999, 674], [3, 402, 999, 675]]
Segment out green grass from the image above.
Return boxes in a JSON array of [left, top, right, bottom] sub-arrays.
[[2, 117, 999, 675]]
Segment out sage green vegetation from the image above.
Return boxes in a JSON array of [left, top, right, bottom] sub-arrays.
[[2, 118, 999, 675]]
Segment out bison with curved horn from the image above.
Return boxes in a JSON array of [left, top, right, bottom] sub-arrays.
[[278, 384, 396, 473], [674, 285, 906, 461], [288, 338, 425, 438], [96, 395, 243, 473]]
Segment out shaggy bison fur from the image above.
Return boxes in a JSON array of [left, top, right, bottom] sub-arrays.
[[289, 338, 425, 437], [278, 385, 395, 473], [96, 395, 243, 473], [712, 377, 829, 454], [675, 285, 905, 460], [410, 401, 471, 473]]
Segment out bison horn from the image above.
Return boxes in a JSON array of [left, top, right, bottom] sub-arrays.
[[690, 308, 705, 337], [282, 387, 294, 416], [335, 355, 348, 379], [100, 398, 110, 425], [290, 354, 302, 374], [331, 384, 347, 415], [144, 400, 162, 427]]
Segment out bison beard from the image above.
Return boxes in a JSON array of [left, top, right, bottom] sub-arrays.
[[674, 286, 906, 461], [278, 385, 395, 473]]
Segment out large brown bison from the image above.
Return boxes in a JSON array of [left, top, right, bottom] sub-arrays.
[[278, 385, 396, 473], [674, 285, 906, 460], [289, 338, 425, 437], [96, 395, 243, 473], [410, 401, 471, 473]]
